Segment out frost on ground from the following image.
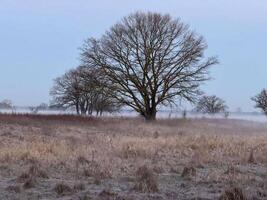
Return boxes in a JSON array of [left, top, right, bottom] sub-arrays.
[[0, 114, 267, 200]]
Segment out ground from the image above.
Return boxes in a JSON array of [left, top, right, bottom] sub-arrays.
[[0, 114, 267, 200]]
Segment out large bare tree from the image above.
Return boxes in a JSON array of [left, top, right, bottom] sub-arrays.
[[81, 12, 218, 120]]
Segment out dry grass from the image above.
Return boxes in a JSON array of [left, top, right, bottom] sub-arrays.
[[54, 183, 73, 196], [219, 187, 247, 200], [23, 176, 37, 189], [181, 166, 197, 179], [5, 185, 21, 193], [134, 165, 158, 193], [0, 114, 267, 199]]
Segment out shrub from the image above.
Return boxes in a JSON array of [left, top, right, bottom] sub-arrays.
[[23, 177, 37, 189], [54, 183, 73, 196], [134, 165, 158, 193], [219, 187, 247, 200], [181, 166, 196, 179]]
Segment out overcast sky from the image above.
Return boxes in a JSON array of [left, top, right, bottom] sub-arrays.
[[0, 0, 266, 111]]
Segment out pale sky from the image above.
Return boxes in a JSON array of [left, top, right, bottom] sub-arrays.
[[0, 0, 267, 111]]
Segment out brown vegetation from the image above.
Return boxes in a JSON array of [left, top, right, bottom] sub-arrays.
[[134, 165, 158, 193], [0, 114, 267, 199], [219, 187, 247, 200], [54, 183, 73, 196]]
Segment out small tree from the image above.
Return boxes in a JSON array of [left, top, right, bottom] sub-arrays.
[[50, 68, 85, 114], [50, 66, 120, 115], [252, 89, 267, 115], [30, 103, 49, 114], [196, 95, 227, 114], [0, 99, 13, 109]]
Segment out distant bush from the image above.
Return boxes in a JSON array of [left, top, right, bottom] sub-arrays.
[[196, 95, 228, 114], [0, 99, 13, 109], [252, 89, 267, 115]]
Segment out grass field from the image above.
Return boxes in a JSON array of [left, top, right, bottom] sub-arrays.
[[0, 114, 267, 199]]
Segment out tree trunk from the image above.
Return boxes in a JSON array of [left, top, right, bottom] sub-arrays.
[[81, 108, 87, 115], [80, 102, 87, 115], [75, 103, 80, 115], [144, 107, 157, 121]]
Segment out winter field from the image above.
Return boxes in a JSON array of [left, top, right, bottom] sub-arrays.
[[1, 108, 266, 123], [0, 114, 267, 199]]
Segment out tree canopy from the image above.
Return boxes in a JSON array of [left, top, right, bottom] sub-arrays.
[[81, 12, 218, 120]]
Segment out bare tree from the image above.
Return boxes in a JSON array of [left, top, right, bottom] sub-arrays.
[[29, 103, 49, 114], [0, 99, 13, 109], [252, 89, 267, 115], [81, 12, 218, 120], [50, 65, 120, 115], [196, 95, 227, 114], [78, 65, 121, 115], [50, 68, 84, 114]]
